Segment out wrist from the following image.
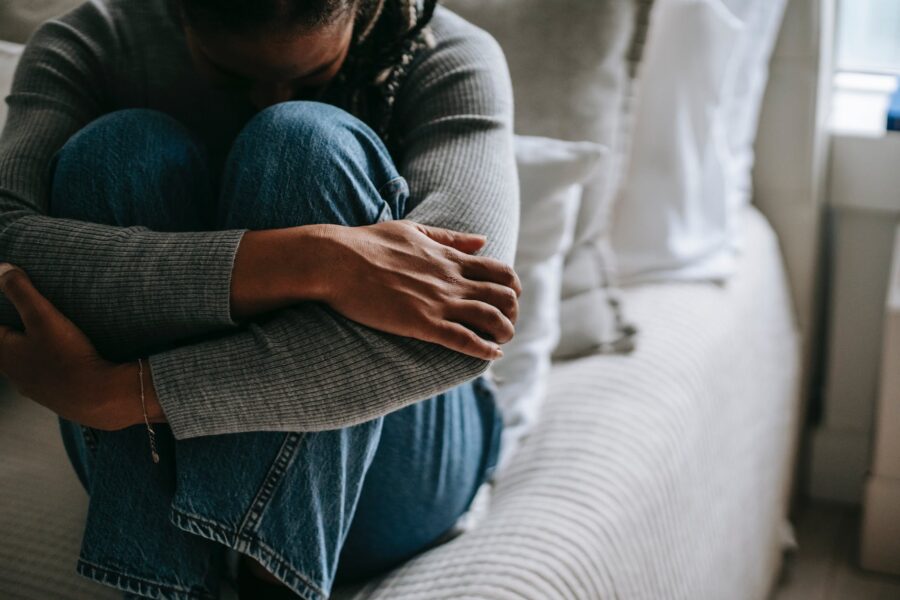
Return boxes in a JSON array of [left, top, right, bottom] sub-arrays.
[[230, 225, 337, 319], [94, 361, 165, 431]]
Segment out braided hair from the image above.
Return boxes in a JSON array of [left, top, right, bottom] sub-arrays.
[[337, 0, 438, 146]]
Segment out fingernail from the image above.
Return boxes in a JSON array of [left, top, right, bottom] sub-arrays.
[[495, 347, 504, 359]]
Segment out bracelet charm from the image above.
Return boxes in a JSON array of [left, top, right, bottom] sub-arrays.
[[138, 358, 160, 464]]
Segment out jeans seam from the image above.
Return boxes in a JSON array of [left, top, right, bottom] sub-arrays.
[[77, 557, 214, 600], [169, 508, 327, 600], [236, 432, 305, 535], [249, 538, 326, 600]]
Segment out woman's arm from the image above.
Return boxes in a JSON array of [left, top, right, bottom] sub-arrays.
[[142, 18, 520, 439], [0, 12, 251, 360], [230, 222, 517, 361]]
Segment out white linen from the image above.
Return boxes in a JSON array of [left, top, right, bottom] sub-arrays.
[[612, 0, 789, 284], [0, 42, 24, 132], [719, 0, 789, 249], [490, 136, 605, 474], [612, 0, 744, 283]]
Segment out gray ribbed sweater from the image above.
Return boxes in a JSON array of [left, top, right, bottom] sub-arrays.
[[0, 0, 518, 439]]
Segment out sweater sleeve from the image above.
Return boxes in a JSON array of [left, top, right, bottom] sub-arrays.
[[0, 8, 246, 359], [147, 21, 519, 439]]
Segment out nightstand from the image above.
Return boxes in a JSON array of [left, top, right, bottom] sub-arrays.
[[861, 224, 900, 575]]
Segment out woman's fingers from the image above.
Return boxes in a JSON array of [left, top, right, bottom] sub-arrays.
[[461, 256, 522, 297], [415, 224, 487, 255], [447, 300, 515, 345], [432, 320, 503, 361], [0, 264, 54, 332], [464, 281, 519, 325]]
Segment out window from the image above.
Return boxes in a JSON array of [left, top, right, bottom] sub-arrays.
[[836, 0, 900, 75], [831, 0, 900, 134]]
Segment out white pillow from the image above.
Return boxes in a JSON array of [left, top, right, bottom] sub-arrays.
[[612, 0, 743, 283], [0, 42, 24, 133], [490, 136, 605, 474], [720, 0, 789, 247], [611, 0, 787, 283]]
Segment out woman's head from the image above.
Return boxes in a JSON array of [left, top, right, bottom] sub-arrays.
[[178, 0, 369, 109], [176, 0, 437, 140]]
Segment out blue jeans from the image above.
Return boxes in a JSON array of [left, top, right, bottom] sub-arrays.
[[52, 104, 503, 600]]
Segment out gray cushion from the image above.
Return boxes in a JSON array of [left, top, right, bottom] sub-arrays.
[[0, 0, 83, 44], [0, 42, 23, 133]]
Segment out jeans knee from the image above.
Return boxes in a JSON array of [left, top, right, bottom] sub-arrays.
[[239, 102, 379, 153], [51, 109, 210, 226], [218, 101, 406, 230]]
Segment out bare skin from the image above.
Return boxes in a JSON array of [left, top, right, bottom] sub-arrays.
[[0, 8, 520, 592]]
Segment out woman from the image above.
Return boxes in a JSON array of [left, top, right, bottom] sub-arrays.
[[0, 0, 519, 597]]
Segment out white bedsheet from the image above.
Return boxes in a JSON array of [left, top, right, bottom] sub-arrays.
[[334, 206, 801, 599], [0, 208, 800, 600]]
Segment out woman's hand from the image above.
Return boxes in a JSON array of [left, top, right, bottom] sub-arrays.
[[316, 221, 521, 360], [0, 264, 142, 431]]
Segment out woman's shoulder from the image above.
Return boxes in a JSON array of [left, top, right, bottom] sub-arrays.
[[22, 0, 180, 69], [427, 5, 505, 62], [403, 4, 509, 95], [32, 0, 173, 36], [393, 5, 513, 127], [21, 0, 189, 99]]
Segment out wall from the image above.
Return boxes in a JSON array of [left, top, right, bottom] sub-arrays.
[[810, 132, 900, 503]]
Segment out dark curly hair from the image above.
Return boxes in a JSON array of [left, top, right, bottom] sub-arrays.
[[175, 0, 439, 147]]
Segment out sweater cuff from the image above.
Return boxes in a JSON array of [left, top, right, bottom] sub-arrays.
[[147, 349, 207, 440], [162, 228, 246, 330]]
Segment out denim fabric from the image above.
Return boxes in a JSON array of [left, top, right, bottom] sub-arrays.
[[52, 103, 503, 600]]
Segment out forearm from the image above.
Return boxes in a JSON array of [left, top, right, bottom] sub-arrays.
[[113, 326, 489, 439], [145, 303, 491, 439], [0, 208, 346, 355]]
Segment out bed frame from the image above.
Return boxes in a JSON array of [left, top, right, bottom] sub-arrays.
[[753, 0, 833, 499]]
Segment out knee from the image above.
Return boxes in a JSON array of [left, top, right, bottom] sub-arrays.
[[54, 109, 203, 182], [51, 109, 207, 222], [238, 101, 383, 160], [219, 101, 406, 229]]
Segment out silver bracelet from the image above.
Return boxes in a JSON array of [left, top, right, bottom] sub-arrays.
[[138, 358, 160, 464]]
